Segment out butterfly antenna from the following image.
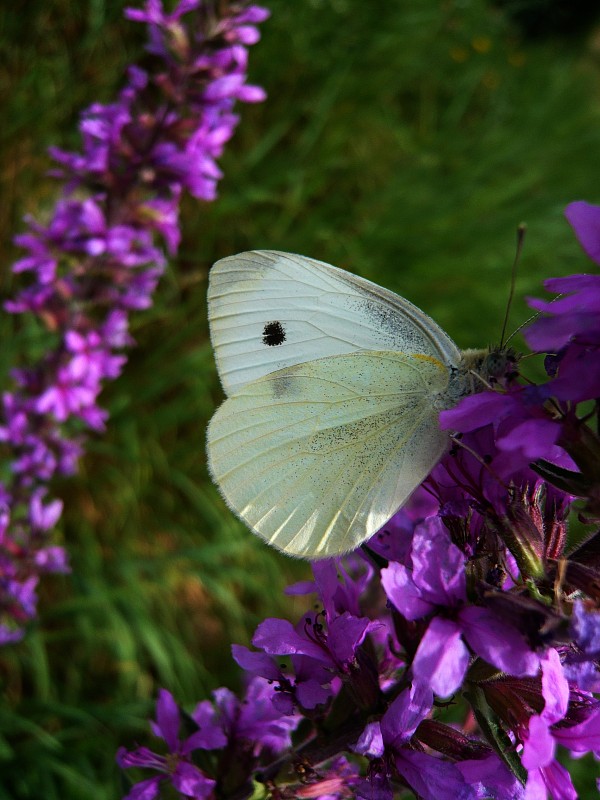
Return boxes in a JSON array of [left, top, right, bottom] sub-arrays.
[[504, 292, 564, 347], [500, 223, 527, 348]]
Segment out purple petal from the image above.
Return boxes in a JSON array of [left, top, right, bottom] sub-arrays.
[[565, 201, 600, 264], [172, 763, 216, 799], [34, 545, 70, 573], [394, 750, 472, 800], [412, 618, 469, 697], [562, 660, 600, 693], [570, 600, 600, 656], [203, 74, 245, 101], [121, 776, 162, 800], [236, 84, 267, 103], [440, 391, 517, 432], [497, 418, 560, 460], [546, 345, 600, 403], [252, 618, 327, 662], [116, 746, 165, 770], [295, 678, 333, 709], [553, 708, 600, 754], [232, 25, 261, 45], [352, 721, 384, 758], [543, 273, 600, 294], [526, 760, 578, 800], [410, 519, 466, 607], [186, 700, 226, 751], [29, 490, 63, 530], [211, 686, 238, 730], [327, 612, 376, 665], [234, 5, 270, 23], [381, 561, 434, 621], [540, 648, 568, 725], [284, 579, 317, 596], [457, 754, 525, 800], [380, 681, 433, 749], [522, 715, 555, 770], [154, 689, 181, 751], [231, 644, 280, 680], [238, 677, 298, 748], [459, 607, 539, 676]]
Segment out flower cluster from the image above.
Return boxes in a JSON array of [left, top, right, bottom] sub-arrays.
[[120, 202, 600, 799], [0, 0, 268, 643]]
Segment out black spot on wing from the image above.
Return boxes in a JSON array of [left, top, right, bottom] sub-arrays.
[[263, 320, 286, 346]]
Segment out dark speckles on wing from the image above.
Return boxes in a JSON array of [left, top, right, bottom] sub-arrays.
[[262, 320, 286, 346], [346, 297, 428, 353], [271, 374, 294, 399]]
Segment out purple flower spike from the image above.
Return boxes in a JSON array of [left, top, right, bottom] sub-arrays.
[[2, 0, 268, 641]]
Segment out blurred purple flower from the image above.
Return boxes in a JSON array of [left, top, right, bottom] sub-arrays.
[[117, 688, 224, 799], [1, 0, 268, 641]]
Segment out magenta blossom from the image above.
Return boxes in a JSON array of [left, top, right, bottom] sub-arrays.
[[1, 0, 269, 641]]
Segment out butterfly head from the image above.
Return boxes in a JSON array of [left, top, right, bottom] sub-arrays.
[[442, 346, 519, 409], [463, 346, 520, 387]]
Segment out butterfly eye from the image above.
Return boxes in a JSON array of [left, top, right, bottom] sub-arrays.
[[482, 347, 519, 382], [262, 320, 286, 346]]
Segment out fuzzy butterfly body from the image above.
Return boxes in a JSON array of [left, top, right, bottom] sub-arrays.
[[206, 251, 505, 559]]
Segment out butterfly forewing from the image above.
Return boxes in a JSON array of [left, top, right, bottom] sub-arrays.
[[207, 351, 450, 558], [208, 251, 461, 395]]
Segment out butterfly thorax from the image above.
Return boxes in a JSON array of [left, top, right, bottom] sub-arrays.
[[437, 346, 519, 410]]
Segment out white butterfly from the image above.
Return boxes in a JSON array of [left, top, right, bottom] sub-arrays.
[[206, 251, 505, 559]]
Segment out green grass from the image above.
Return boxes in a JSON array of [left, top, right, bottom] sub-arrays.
[[1, 0, 600, 796]]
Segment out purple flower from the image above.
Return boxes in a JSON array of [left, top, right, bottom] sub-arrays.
[[286, 557, 374, 620], [117, 689, 224, 800], [234, 606, 381, 714], [29, 489, 63, 532], [526, 274, 600, 403], [506, 648, 600, 797], [119, 680, 297, 800], [382, 518, 539, 696], [2, 0, 268, 641], [232, 640, 334, 713], [518, 203, 600, 406], [206, 677, 297, 754], [521, 650, 569, 769], [439, 390, 568, 492], [362, 682, 523, 800]]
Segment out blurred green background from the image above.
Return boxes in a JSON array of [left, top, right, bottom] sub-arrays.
[[1, 0, 600, 797]]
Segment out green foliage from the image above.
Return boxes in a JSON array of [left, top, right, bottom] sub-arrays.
[[1, 0, 600, 796]]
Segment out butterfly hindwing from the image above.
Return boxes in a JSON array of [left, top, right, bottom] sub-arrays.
[[207, 350, 450, 558]]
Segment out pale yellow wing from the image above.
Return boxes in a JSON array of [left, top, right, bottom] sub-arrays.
[[206, 350, 450, 559]]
